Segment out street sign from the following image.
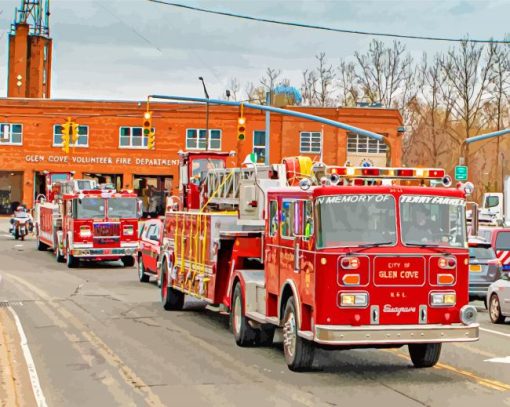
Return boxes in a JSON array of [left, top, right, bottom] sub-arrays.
[[455, 165, 468, 181]]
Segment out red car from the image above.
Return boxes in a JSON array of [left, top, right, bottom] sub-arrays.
[[479, 227, 510, 272], [137, 219, 163, 284]]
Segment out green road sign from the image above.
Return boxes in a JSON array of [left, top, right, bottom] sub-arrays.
[[455, 165, 468, 181]]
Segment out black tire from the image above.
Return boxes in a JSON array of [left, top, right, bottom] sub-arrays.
[[408, 343, 442, 368], [484, 297, 488, 310], [282, 296, 315, 371], [137, 256, 150, 283], [230, 283, 258, 347], [56, 247, 65, 263], [14, 230, 19, 240], [161, 262, 184, 311], [36, 237, 47, 251], [489, 294, 505, 324], [66, 248, 79, 269], [122, 256, 135, 268]]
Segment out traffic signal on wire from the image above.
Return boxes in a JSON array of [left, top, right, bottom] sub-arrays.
[[237, 116, 246, 141], [148, 130, 155, 149]]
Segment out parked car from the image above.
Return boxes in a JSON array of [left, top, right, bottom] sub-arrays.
[[468, 237, 501, 307], [478, 227, 510, 272], [487, 274, 510, 324], [137, 218, 163, 285]]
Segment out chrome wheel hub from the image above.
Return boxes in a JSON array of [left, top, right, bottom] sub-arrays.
[[283, 312, 296, 359]]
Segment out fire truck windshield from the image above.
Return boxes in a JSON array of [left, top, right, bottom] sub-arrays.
[[316, 194, 396, 248], [51, 173, 69, 184], [191, 159, 225, 179], [400, 196, 466, 248], [107, 197, 138, 219], [75, 197, 105, 220]]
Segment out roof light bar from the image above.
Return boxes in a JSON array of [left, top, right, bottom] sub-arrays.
[[325, 167, 446, 180]]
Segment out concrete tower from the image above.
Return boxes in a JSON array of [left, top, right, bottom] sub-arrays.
[[7, 0, 52, 98]]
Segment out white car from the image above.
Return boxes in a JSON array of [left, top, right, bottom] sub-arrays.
[[487, 274, 510, 323]]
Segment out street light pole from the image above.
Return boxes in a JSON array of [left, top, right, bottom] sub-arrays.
[[198, 77, 210, 150]]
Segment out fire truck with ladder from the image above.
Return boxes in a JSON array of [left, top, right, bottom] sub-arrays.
[[34, 172, 140, 268], [158, 151, 479, 371]]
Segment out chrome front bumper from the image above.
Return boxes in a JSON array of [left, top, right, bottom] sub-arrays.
[[71, 247, 137, 258], [311, 323, 479, 345]]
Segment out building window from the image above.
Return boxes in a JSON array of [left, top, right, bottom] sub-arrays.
[[300, 131, 321, 154], [53, 125, 89, 147], [0, 123, 22, 145], [119, 126, 152, 149], [347, 132, 388, 153], [186, 129, 221, 150], [253, 130, 266, 163]]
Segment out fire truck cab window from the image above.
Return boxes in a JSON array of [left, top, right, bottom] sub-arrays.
[[303, 200, 314, 239], [269, 200, 278, 237], [50, 173, 69, 184], [495, 232, 510, 250], [281, 200, 295, 238], [190, 159, 225, 184], [108, 198, 138, 219], [316, 194, 396, 248], [74, 197, 104, 220], [400, 196, 466, 248]]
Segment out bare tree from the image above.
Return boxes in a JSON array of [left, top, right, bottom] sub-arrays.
[[259, 67, 281, 104], [226, 77, 241, 101], [245, 82, 266, 104], [337, 60, 359, 107], [440, 40, 496, 165], [301, 69, 318, 106], [314, 52, 336, 107]]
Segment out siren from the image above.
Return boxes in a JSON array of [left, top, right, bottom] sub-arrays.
[[459, 181, 475, 195], [329, 173, 340, 185], [320, 177, 331, 186]]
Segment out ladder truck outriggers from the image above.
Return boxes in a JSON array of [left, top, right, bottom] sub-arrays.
[[34, 173, 140, 268], [159, 151, 479, 371]]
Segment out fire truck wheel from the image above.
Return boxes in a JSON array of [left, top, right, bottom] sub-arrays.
[[122, 256, 135, 268], [489, 294, 505, 324], [137, 257, 150, 283], [66, 250, 79, 269], [408, 343, 442, 368], [36, 237, 48, 251], [231, 283, 258, 347], [257, 326, 275, 346], [161, 263, 184, 311], [283, 297, 315, 371], [56, 247, 65, 263]]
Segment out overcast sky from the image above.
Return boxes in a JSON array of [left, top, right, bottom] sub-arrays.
[[0, 0, 508, 101]]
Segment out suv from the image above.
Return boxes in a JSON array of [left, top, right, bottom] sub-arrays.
[[469, 237, 502, 307], [137, 218, 163, 285], [478, 227, 510, 272]]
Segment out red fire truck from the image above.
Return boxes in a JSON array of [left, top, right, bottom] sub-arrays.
[[35, 176, 140, 268], [159, 154, 478, 371]]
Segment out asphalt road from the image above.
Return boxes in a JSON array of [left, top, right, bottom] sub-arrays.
[[0, 226, 510, 406]]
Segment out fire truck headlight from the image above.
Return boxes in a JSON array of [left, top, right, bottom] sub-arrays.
[[79, 226, 92, 238], [123, 225, 134, 236], [340, 292, 368, 307], [430, 292, 456, 306], [460, 305, 477, 325]]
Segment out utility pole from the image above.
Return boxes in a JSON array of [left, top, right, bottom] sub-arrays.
[[198, 77, 210, 150], [264, 91, 271, 165]]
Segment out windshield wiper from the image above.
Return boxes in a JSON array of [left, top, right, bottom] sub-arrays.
[[405, 242, 451, 255], [357, 241, 393, 248]]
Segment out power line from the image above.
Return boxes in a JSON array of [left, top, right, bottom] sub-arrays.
[[147, 0, 510, 44]]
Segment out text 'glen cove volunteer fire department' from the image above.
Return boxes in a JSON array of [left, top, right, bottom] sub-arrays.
[[156, 151, 478, 371]]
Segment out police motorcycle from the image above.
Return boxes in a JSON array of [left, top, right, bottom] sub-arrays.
[[9, 206, 34, 241]]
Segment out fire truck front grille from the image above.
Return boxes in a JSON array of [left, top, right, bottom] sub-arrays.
[[93, 223, 120, 237]]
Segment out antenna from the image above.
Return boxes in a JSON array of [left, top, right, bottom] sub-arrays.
[[12, 0, 50, 37]]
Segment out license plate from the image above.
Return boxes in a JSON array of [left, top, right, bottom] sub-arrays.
[[469, 264, 482, 272]]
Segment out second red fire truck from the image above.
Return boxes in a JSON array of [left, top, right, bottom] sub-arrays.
[[34, 173, 140, 268], [158, 152, 478, 371]]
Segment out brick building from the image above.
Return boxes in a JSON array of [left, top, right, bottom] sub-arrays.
[[0, 97, 403, 213]]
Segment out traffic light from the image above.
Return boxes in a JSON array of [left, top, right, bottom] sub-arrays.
[[71, 122, 79, 144], [237, 116, 246, 141], [147, 130, 155, 150], [61, 121, 71, 153], [143, 111, 152, 138]]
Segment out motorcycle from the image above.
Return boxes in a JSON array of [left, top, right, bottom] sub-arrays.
[[9, 211, 33, 241]]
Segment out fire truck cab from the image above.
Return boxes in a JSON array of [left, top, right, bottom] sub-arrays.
[[159, 155, 478, 371], [35, 179, 140, 268]]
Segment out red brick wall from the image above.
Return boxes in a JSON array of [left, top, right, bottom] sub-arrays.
[[0, 98, 403, 206]]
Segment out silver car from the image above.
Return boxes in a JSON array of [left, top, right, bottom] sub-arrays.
[[487, 274, 510, 323], [469, 240, 501, 306]]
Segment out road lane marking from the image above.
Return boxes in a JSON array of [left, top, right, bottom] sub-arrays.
[[5, 272, 166, 407], [8, 306, 48, 407], [485, 356, 510, 364], [480, 326, 510, 338], [388, 350, 510, 392]]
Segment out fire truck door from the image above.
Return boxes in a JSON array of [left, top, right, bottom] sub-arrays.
[[278, 200, 298, 291], [299, 200, 315, 305], [265, 200, 279, 295], [144, 224, 159, 272]]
